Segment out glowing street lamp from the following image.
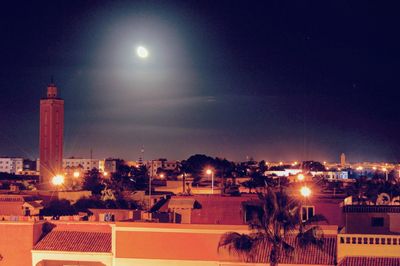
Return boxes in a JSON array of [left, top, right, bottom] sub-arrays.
[[300, 186, 311, 198], [103, 171, 108, 177], [159, 173, 165, 179], [52, 175, 64, 186], [297, 173, 305, 181], [73, 171, 80, 178]]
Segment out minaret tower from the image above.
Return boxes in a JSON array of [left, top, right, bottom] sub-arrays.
[[39, 81, 64, 189]]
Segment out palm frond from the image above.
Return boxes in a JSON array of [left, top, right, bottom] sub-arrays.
[[296, 226, 324, 249], [218, 232, 255, 255], [282, 240, 295, 255]]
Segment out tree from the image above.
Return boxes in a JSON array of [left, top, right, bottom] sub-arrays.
[[82, 169, 105, 195], [73, 196, 106, 212], [302, 161, 326, 172], [218, 188, 325, 266], [41, 199, 76, 217], [185, 154, 215, 177], [258, 160, 268, 174], [179, 160, 191, 194]]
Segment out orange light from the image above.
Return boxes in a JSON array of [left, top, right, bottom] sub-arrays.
[[73, 171, 80, 178], [297, 174, 305, 181], [300, 186, 311, 197], [206, 169, 212, 175], [52, 175, 64, 186]]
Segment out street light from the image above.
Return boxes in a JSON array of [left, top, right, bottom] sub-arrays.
[[73, 171, 80, 178], [300, 186, 311, 198], [206, 169, 214, 194], [103, 171, 108, 177], [297, 173, 305, 181], [52, 175, 64, 186]]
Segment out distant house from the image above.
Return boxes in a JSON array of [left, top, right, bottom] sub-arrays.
[[0, 194, 43, 217]]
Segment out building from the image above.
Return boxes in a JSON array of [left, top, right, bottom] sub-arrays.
[[37, 158, 103, 174], [63, 157, 101, 172], [147, 159, 179, 177], [0, 157, 23, 174], [104, 158, 123, 174], [0, 194, 43, 217], [337, 200, 400, 264], [340, 153, 346, 167], [28, 221, 337, 266], [39, 83, 64, 189]]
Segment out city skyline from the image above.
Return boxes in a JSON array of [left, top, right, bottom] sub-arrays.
[[0, 1, 399, 162]]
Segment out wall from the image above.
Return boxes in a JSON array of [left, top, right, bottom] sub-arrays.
[[0, 221, 44, 266], [344, 212, 392, 234], [337, 233, 400, 260]]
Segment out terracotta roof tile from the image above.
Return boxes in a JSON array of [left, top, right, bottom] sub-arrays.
[[240, 236, 337, 265], [34, 231, 111, 253], [191, 195, 251, 225], [339, 257, 400, 266]]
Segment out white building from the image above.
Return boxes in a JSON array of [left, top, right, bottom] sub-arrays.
[[146, 159, 179, 177], [0, 157, 23, 174], [37, 158, 103, 173], [63, 158, 101, 171], [265, 168, 302, 177]]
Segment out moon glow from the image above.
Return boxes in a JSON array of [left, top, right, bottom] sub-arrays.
[[136, 46, 149, 58]]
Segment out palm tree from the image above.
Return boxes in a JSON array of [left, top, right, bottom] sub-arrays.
[[218, 188, 326, 266]]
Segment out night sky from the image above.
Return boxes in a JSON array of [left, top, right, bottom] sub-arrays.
[[0, 1, 399, 162]]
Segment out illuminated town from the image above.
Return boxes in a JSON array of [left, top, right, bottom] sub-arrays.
[[1, 1, 399, 266]]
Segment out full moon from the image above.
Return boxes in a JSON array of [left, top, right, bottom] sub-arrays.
[[136, 46, 149, 58]]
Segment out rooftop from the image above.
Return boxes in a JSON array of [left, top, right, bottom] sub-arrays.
[[34, 230, 111, 253], [243, 236, 337, 265]]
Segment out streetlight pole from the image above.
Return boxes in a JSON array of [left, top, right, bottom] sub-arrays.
[[211, 171, 214, 194], [206, 169, 214, 194], [149, 160, 153, 211]]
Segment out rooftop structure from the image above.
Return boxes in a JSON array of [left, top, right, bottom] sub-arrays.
[[39, 83, 64, 190]]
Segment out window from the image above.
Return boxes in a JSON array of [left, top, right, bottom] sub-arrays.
[[371, 217, 384, 227], [301, 206, 315, 222]]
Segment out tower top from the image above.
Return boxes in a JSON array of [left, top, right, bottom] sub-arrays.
[[47, 83, 58, 98]]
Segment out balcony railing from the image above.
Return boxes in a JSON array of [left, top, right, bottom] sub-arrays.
[[343, 205, 400, 213], [339, 234, 400, 246]]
